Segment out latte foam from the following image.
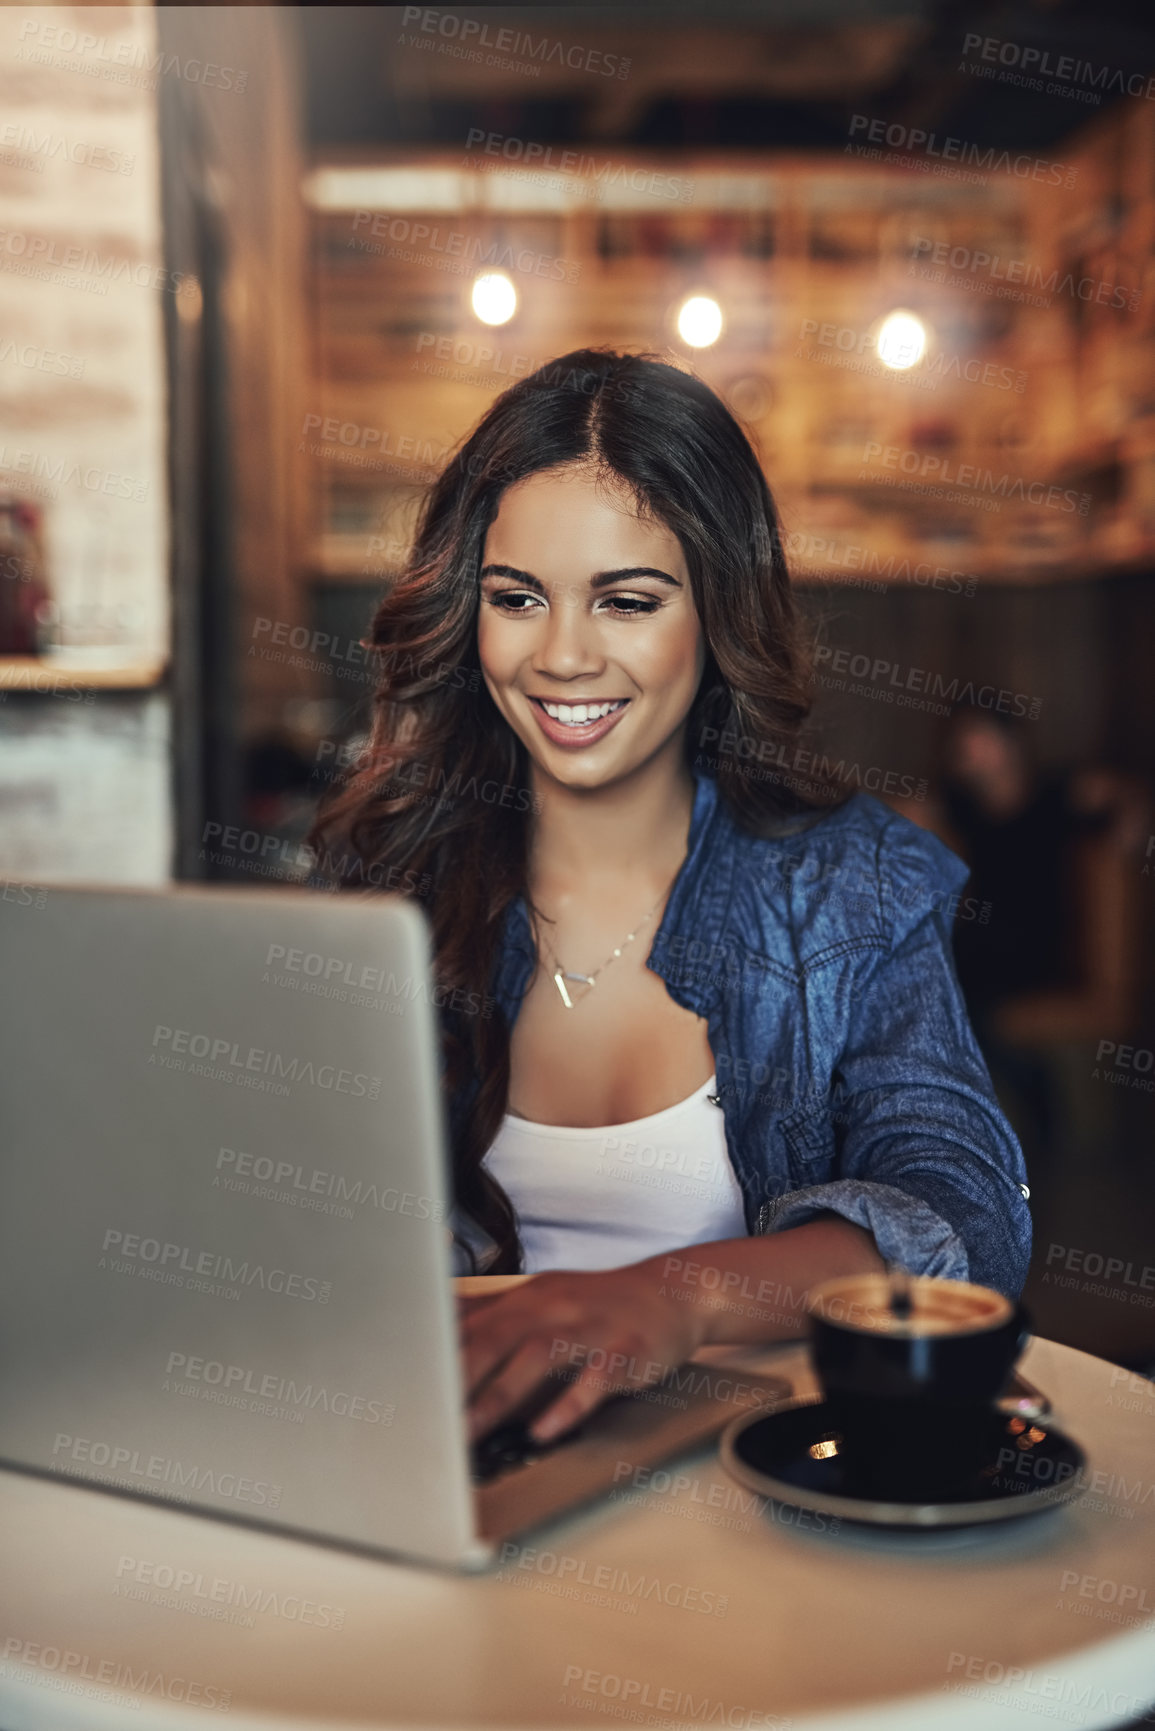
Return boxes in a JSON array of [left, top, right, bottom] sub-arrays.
[[808, 1274, 1013, 1337]]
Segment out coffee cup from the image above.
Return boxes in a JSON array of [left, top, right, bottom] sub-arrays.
[[806, 1272, 1031, 1501]]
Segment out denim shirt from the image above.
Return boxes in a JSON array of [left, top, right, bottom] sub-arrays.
[[452, 768, 1032, 1299]]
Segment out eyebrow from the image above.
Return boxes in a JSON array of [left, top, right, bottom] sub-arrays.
[[479, 563, 682, 593]]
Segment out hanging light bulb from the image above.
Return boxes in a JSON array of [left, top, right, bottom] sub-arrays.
[[676, 294, 723, 348], [875, 309, 928, 370], [471, 271, 517, 326]]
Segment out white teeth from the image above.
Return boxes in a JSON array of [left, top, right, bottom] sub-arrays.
[[540, 699, 624, 726]]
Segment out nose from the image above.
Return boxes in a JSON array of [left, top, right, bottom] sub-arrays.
[[532, 589, 606, 683]]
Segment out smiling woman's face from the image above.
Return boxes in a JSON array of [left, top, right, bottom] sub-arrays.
[[477, 465, 706, 793]]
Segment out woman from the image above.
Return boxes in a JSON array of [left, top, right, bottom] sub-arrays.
[[309, 347, 1032, 1448]]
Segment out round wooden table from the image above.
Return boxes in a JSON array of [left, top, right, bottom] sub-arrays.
[[1, 1335, 1153, 1730]]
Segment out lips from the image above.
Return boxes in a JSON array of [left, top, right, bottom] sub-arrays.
[[526, 697, 630, 749]]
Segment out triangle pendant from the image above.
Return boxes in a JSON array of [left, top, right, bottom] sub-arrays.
[[553, 970, 595, 1009]]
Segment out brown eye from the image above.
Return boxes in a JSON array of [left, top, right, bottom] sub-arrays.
[[488, 591, 539, 612], [601, 595, 661, 616]]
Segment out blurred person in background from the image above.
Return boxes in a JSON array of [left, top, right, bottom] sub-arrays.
[[897, 706, 1148, 1165]]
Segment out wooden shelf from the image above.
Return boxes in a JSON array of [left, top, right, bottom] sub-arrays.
[[0, 656, 168, 692]]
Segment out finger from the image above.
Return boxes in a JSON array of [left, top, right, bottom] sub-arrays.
[[461, 1288, 574, 1395], [528, 1362, 618, 1443], [466, 1336, 556, 1442], [460, 1296, 544, 1399]]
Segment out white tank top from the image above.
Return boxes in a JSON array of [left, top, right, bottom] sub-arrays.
[[476, 1073, 748, 1273]]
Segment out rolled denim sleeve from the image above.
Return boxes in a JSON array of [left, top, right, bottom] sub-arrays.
[[760, 819, 1032, 1299]]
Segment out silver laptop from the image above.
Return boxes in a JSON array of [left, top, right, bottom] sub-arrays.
[[0, 882, 789, 1569]]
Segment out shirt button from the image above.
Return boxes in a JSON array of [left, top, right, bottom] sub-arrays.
[[1018, 1184, 1031, 1200]]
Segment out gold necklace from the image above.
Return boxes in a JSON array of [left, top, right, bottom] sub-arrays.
[[533, 882, 673, 1009]]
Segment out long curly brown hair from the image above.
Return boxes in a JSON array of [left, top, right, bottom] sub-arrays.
[[307, 347, 843, 1273]]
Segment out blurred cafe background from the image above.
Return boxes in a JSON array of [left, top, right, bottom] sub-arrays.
[[2, 1, 1154, 1372]]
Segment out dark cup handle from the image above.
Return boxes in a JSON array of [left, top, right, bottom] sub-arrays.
[[997, 1303, 1038, 1406]]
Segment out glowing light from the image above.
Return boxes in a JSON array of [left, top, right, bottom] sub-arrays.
[[676, 295, 723, 348], [471, 271, 517, 326], [876, 310, 927, 371]]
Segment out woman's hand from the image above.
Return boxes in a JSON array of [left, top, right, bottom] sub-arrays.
[[459, 1220, 885, 1444], [458, 1265, 709, 1445]]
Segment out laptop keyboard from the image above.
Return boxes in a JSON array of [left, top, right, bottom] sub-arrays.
[[470, 1416, 587, 1484]]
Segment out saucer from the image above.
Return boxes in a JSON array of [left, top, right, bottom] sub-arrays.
[[720, 1396, 1087, 1528]]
